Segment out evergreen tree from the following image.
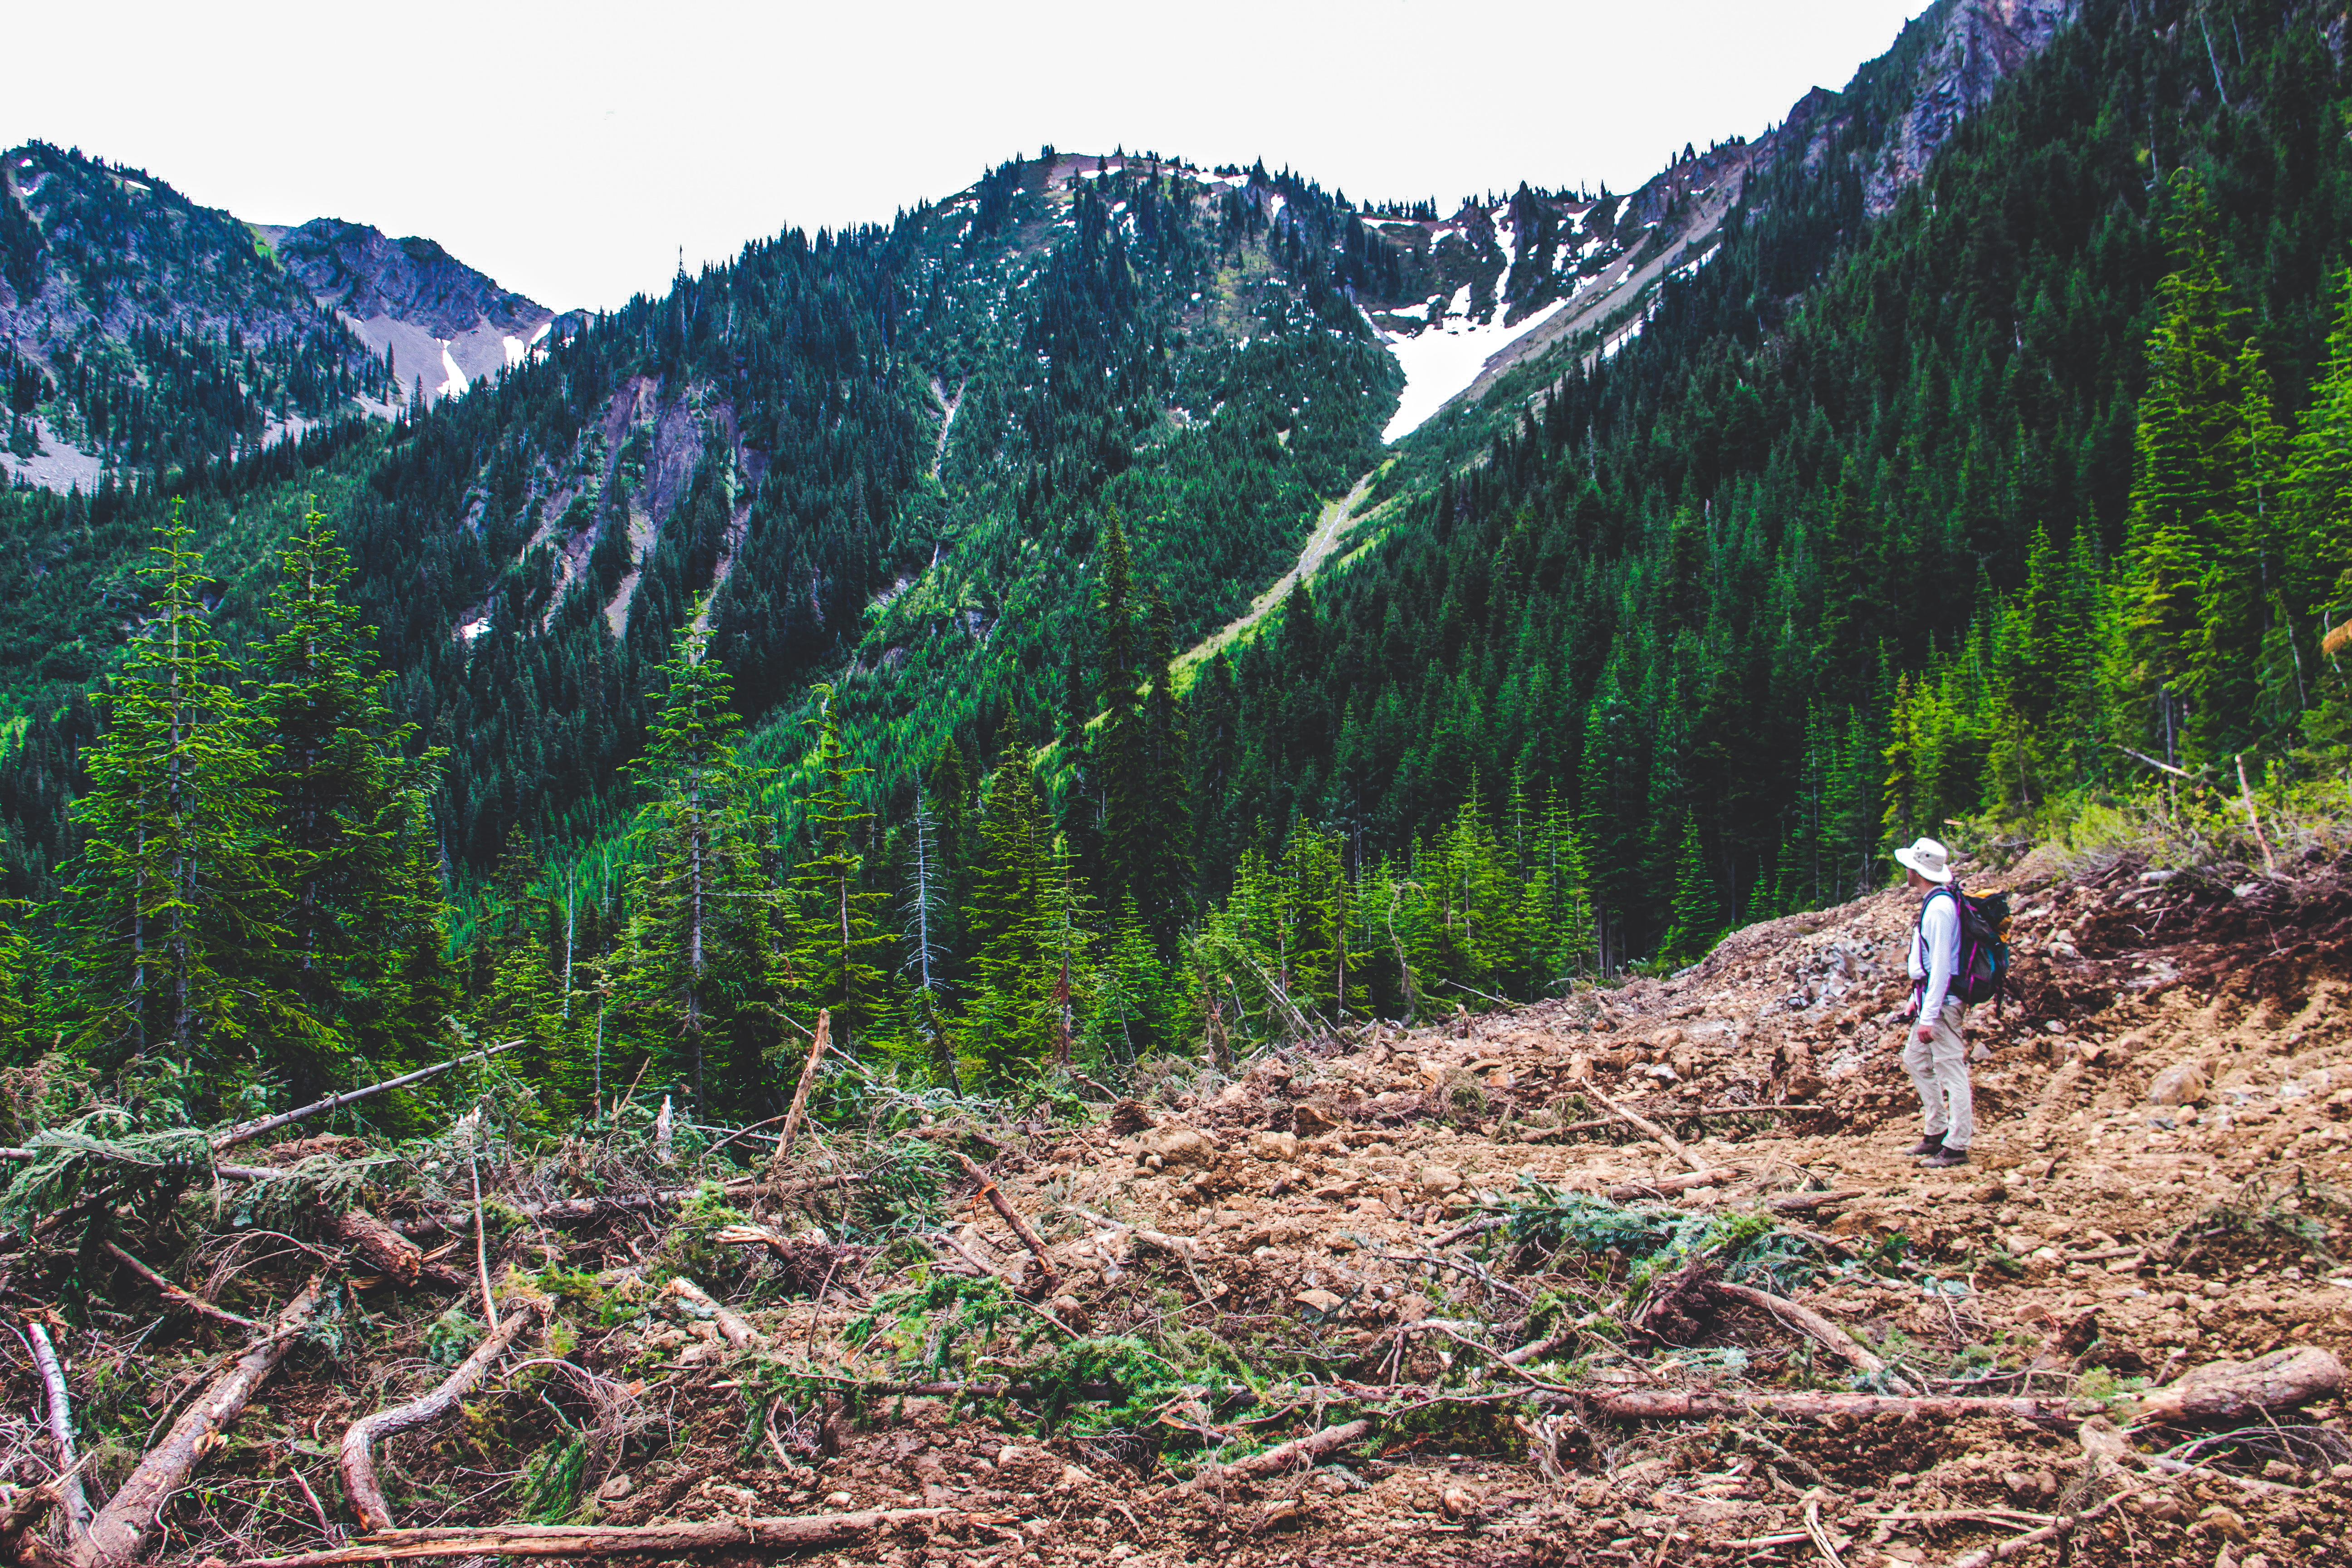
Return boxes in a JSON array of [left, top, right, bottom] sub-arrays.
[[960, 741, 1058, 1087], [2124, 172, 2265, 765], [620, 626, 772, 1117], [55, 507, 303, 1096], [255, 510, 448, 1100], [1092, 516, 1149, 915], [787, 690, 893, 1048], [1139, 589, 1195, 950], [1659, 816, 1721, 965]]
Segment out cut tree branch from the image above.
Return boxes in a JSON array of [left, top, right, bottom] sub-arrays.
[[342, 1298, 549, 1530], [954, 1153, 1060, 1293], [210, 1041, 528, 1152]]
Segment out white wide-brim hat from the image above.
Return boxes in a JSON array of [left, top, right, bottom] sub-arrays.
[[1894, 836, 1953, 884]]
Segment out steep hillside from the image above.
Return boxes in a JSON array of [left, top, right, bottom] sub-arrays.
[[0, 142, 396, 488], [1174, 0, 2352, 966]]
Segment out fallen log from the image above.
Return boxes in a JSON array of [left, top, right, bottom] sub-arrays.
[[954, 1152, 1060, 1293], [75, 1275, 324, 1568], [1583, 1388, 2074, 1423], [224, 1508, 959, 1567], [2122, 1345, 2344, 1426], [1602, 1167, 1741, 1202], [666, 1276, 764, 1350], [209, 1041, 529, 1152], [341, 1298, 550, 1531], [1713, 1280, 1915, 1394], [24, 1324, 90, 1543], [1160, 1418, 1373, 1496]]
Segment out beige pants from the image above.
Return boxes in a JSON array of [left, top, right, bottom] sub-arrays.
[[1901, 998, 1973, 1150]]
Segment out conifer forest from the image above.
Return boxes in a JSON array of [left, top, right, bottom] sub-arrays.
[[1, 1, 2351, 1564]]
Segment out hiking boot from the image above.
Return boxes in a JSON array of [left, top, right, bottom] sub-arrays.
[[1921, 1147, 1970, 1168], [1905, 1136, 1946, 1157]]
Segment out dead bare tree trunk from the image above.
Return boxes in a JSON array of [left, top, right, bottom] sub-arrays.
[[225, 1508, 958, 1566], [24, 1325, 89, 1543], [74, 1276, 324, 1568], [341, 1299, 549, 1531], [775, 1011, 829, 1159]]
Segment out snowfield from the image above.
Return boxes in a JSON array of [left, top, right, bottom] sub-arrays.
[[1377, 295, 1572, 445]]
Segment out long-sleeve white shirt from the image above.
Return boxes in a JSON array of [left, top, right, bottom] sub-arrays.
[[1910, 889, 1960, 1019]]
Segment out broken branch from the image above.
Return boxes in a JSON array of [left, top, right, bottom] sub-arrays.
[[1713, 1280, 1915, 1394], [101, 1243, 255, 1328], [341, 1298, 550, 1530], [1160, 1418, 1373, 1497], [954, 1152, 1060, 1293], [1593, 1092, 1715, 1176], [666, 1276, 764, 1350]]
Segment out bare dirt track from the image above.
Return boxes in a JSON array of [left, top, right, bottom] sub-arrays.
[[5, 847, 2348, 1568]]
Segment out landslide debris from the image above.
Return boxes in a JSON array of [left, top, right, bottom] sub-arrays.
[[0, 848, 2346, 1568]]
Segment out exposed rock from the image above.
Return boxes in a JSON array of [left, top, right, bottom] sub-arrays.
[[2148, 1061, 2208, 1106]]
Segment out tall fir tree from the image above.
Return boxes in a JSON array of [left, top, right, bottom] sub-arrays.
[[255, 510, 449, 1100], [620, 626, 773, 1117], [787, 690, 893, 1048], [55, 507, 307, 1100]]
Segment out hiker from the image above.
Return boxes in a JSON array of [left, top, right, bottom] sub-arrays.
[[1895, 835, 1972, 1169]]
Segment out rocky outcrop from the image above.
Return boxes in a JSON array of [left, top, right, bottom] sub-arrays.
[[267, 219, 559, 405], [1864, 0, 2081, 214]]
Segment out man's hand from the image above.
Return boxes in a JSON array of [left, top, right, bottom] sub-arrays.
[[1914, 1023, 1936, 1044]]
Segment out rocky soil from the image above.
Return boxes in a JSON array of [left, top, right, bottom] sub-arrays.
[[7, 846, 2349, 1568]]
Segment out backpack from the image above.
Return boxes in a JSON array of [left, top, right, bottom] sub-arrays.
[[1919, 882, 2012, 1009]]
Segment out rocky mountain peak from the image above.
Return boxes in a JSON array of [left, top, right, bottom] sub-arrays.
[[262, 218, 563, 406]]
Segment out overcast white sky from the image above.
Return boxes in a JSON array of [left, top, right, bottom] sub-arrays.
[[6, 0, 1930, 313]]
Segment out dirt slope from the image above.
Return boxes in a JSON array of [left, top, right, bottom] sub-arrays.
[[10, 847, 2349, 1568]]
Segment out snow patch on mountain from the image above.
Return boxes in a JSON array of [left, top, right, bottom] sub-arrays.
[[1377, 295, 1573, 445]]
